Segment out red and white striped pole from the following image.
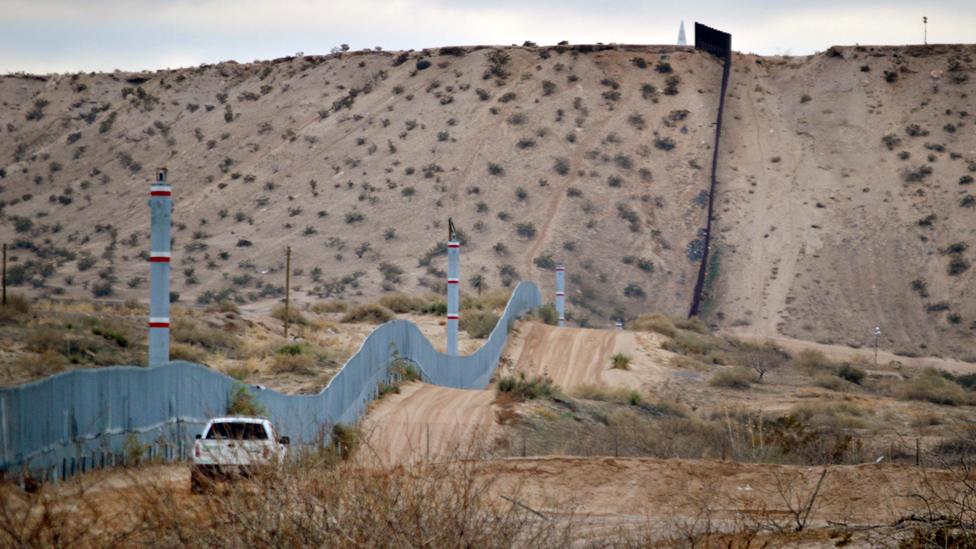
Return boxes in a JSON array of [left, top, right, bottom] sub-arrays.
[[148, 168, 171, 367], [556, 265, 565, 327], [446, 235, 460, 356]]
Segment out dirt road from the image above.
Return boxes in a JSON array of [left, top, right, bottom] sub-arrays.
[[361, 382, 498, 465]]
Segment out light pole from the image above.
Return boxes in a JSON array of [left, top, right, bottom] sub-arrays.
[[874, 326, 881, 365]]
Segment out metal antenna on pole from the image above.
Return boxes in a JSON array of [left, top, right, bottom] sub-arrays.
[[874, 326, 881, 365], [923, 16, 927, 45], [284, 246, 292, 339], [2, 242, 6, 307]]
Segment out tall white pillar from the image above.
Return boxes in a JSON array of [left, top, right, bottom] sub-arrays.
[[446, 237, 460, 356], [148, 168, 171, 367], [555, 265, 565, 327]]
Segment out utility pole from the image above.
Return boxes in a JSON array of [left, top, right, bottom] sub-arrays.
[[2, 243, 6, 307], [284, 246, 291, 339], [874, 326, 881, 365], [923, 16, 928, 45]]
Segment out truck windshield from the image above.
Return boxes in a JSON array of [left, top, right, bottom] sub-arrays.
[[205, 422, 269, 440]]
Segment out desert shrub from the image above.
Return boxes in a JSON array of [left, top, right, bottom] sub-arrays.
[[533, 254, 555, 270], [460, 310, 499, 339], [341, 303, 394, 324], [330, 423, 359, 460], [13, 349, 66, 377], [530, 303, 558, 326], [881, 133, 902, 150], [654, 136, 676, 151], [623, 283, 645, 299], [0, 293, 30, 320], [227, 384, 268, 416], [272, 352, 316, 374], [172, 317, 241, 353], [417, 299, 447, 315], [272, 303, 308, 325], [311, 300, 348, 314], [487, 162, 504, 176], [92, 326, 128, 348], [902, 165, 933, 182], [496, 372, 559, 401], [169, 342, 208, 363], [553, 157, 570, 175], [673, 316, 707, 334], [948, 257, 971, 276], [515, 223, 537, 239], [791, 349, 834, 372], [378, 293, 422, 313], [709, 367, 755, 389], [610, 353, 632, 370], [662, 331, 723, 356], [630, 313, 676, 338], [897, 371, 967, 406], [655, 60, 673, 73], [837, 364, 866, 385]]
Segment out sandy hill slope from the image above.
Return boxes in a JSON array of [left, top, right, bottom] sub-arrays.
[[0, 45, 719, 328], [712, 45, 976, 361], [0, 43, 972, 359]]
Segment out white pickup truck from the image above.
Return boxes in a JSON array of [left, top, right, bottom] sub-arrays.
[[191, 416, 289, 493]]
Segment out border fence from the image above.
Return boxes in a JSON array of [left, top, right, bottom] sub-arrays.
[[689, 23, 733, 318], [0, 281, 541, 483]]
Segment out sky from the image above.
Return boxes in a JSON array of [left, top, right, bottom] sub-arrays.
[[1, 0, 973, 74]]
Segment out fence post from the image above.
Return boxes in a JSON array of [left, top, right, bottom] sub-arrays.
[[555, 265, 565, 327], [2, 242, 6, 306], [148, 167, 172, 367], [284, 246, 291, 339], [447, 229, 460, 356]]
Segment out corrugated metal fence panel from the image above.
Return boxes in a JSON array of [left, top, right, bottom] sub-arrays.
[[0, 282, 541, 479]]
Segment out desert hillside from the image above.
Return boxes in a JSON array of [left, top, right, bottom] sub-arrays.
[[0, 44, 719, 329], [0, 43, 973, 359], [713, 44, 976, 361]]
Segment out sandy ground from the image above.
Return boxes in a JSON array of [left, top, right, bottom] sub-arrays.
[[30, 457, 972, 547], [361, 382, 498, 466]]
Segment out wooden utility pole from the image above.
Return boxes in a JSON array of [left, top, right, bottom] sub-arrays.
[[284, 246, 291, 339], [2, 243, 6, 307]]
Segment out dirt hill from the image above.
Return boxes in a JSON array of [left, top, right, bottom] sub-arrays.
[[0, 43, 973, 359]]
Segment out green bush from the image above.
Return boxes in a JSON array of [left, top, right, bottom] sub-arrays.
[[92, 327, 129, 348], [610, 353, 632, 370], [227, 384, 268, 417], [496, 373, 559, 401], [461, 310, 499, 339], [331, 423, 359, 460], [837, 364, 866, 385]]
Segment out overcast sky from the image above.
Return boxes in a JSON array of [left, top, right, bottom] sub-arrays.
[[2, 0, 973, 73]]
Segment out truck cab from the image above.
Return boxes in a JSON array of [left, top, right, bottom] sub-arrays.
[[191, 416, 289, 493]]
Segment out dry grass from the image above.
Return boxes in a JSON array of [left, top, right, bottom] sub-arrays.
[[309, 300, 348, 314], [271, 303, 308, 325], [630, 312, 677, 338], [708, 367, 756, 389], [340, 303, 394, 324], [897, 370, 969, 406], [0, 457, 572, 547]]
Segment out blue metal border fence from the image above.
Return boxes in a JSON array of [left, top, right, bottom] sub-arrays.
[[0, 281, 541, 482]]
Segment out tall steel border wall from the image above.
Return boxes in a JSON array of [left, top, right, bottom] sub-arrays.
[[0, 281, 541, 482], [689, 24, 733, 318]]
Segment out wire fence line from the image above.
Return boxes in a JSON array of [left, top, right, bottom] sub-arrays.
[[0, 282, 542, 482]]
